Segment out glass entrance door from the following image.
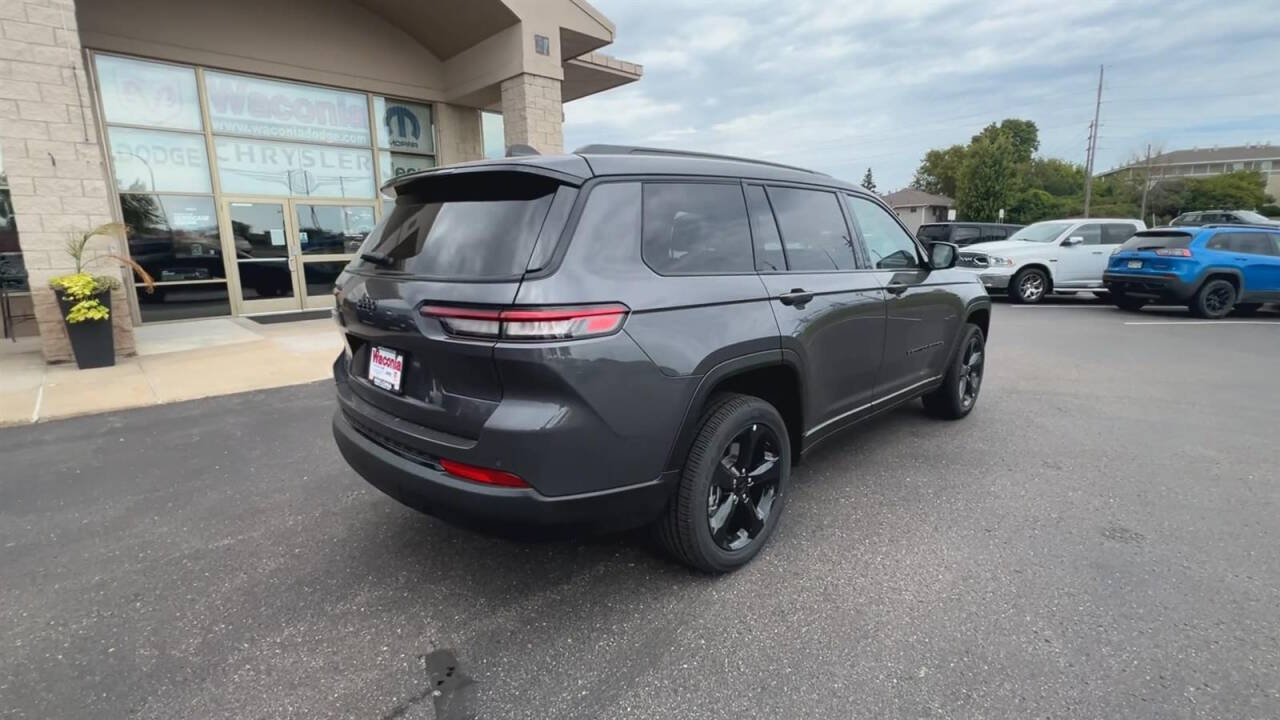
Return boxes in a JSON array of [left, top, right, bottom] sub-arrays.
[[225, 200, 300, 314], [223, 199, 373, 315], [292, 202, 374, 309]]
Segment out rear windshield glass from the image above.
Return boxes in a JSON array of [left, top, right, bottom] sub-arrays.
[[352, 173, 559, 279], [917, 225, 949, 242], [1118, 231, 1193, 251]]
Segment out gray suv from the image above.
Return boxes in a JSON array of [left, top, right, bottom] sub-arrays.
[[331, 145, 992, 572]]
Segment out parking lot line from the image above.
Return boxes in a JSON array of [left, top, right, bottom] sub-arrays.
[[1123, 320, 1280, 326]]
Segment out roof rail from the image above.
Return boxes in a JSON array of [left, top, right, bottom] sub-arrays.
[[1202, 223, 1278, 230], [573, 144, 827, 176]]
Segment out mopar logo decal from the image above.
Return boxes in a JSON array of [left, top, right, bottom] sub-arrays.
[[384, 105, 421, 143]]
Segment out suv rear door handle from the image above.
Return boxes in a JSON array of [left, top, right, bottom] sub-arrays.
[[778, 289, 814, 306]]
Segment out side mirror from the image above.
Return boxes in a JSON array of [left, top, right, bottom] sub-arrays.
[[928, 241, 958, 270], [1062, 236, 1084, 246]]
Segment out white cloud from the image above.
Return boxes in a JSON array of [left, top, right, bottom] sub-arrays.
[[566, 0, 1280, 189]]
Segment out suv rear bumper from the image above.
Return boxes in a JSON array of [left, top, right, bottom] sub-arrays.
[[333, 408, 674, 530], [1103, 272, 1196, 301]]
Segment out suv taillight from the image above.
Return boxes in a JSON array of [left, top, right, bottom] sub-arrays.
[[1154, 248, 1192, 257], [420, 303, 629, 340]]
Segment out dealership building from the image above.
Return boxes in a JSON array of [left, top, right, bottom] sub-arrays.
[[0, 0, 641, 361]]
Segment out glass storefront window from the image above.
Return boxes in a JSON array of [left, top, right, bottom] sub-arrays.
[[205, 71, 371, 146], [95, 55, 202, 131], [482, 111, 505, 159], [0, 148, 26, 293], [136, 283, 231, 322], [108, 127, 212, 193], [214, 137, 375, 198], [374, 97, 434, 154], [296, 204, 374, 254], [378, 151, 435, 182], [122, 194, 223, 282]]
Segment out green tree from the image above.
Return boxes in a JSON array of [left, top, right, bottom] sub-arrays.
[[972, 119, 1040, 164], [1023, 158, 1085, 197], [1184, 170, 1270, 210], [911, 144, 966, 198], [861, 167, 877, 193], [956, 133, 1017, 222]]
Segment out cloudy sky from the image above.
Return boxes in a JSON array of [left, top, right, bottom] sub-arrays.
[[564, 0, 1280, 192]]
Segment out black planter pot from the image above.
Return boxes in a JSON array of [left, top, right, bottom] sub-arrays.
[[56, 290, 115, 369]]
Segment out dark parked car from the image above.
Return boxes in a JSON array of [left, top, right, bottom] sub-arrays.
[[917, 222, 1024, 246], [331, 145, 992, 572], [1171, 210, 1280, 227]]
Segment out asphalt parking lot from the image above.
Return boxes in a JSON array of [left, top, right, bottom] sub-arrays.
[[3, 301, 1279, 719]]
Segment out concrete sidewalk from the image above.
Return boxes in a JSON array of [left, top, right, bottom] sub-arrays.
[[0, 317, 341, 426]]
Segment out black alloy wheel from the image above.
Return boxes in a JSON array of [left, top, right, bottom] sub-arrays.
[[1191, 279, 1236, 319], [957, 333, 984, 411], [707, 423, 782, 551], [657, 393, 791, 573], [922, 322, 986, 420]]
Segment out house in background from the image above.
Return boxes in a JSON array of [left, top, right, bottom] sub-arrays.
[[1097, 143, 1280, 201], [882, 189, 954, 234]]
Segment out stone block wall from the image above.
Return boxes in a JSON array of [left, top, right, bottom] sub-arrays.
[[0, 0, 134, 361], [500, 73, 563, 155]]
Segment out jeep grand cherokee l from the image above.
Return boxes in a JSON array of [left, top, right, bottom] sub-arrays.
[[331, 145, 992, 572]]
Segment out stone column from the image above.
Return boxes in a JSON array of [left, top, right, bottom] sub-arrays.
[[0, 0, 134, 362], [434, 103, 484, 166], [500, 73, 563, 155]]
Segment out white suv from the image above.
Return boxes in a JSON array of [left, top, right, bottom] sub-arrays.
[[958, 218, 1146, 303]]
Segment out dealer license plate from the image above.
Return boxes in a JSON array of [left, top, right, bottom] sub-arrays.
[[1127, 260, 1143, 269], [368, 345, 404, 393]]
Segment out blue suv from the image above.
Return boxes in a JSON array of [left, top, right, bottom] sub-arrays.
[[1103, 225, 1280, 317]]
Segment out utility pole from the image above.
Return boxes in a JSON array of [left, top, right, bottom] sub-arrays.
[[1139, 143, 1153, 223], [1082, 64, 1104, 218]]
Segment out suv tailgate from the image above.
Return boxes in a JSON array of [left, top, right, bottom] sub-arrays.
[[336, 170, 578, 440]]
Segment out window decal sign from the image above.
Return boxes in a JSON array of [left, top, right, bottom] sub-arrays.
[[214, 137, 374, 198], [375, 98, 434, 154], [95, 55, 203, 131], [205, 71, 371, 146]]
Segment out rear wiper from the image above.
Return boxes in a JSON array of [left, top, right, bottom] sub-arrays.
[[360, 251, 393, 267]]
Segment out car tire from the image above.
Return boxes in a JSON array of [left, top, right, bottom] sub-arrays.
[[1009, 268, 1049, 304], [657, 393, 790, 573], [1112, 294, 1148, 312], [1190, 278, 1236, 319], [922, 323, 986, 420], [1233, 303, 1262, 317]]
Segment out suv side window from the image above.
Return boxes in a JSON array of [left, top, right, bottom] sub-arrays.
[[951, 226, 980, 244], [1069, 223, 1103, 245], [641, 182, 753, 275], [743, 184, 785, 272], [766, 186, 857, 271], [846, 194, 922, 269], [1227, 232, 1276, 256], [1205, 232, 1230, 251], [1101, 223, 1137, 245]]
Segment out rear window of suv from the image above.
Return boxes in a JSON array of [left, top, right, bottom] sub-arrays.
[[353, 172, 560, 279], [1118, 231, 1194, 251]]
